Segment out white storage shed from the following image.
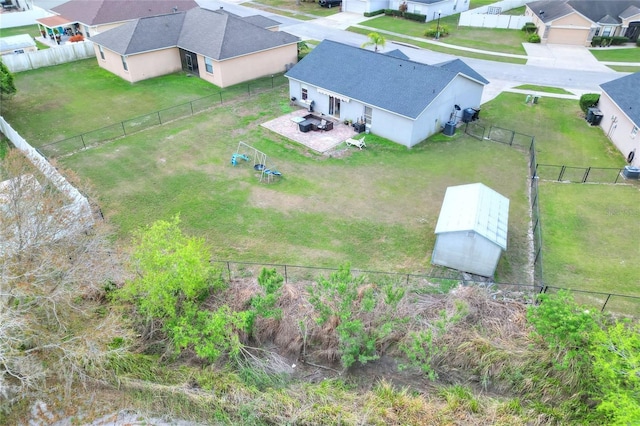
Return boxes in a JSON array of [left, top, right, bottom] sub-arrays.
[[0, 34, 37, 56], [431, 183, 509, 277]]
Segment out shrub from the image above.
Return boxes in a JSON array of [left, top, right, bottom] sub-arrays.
[[424, 25, 450, 38], [579, 93, 600, 113], [522, 22, 537, 34], [69, 34, 84, 43], [610, 36, 629, 45], [384, 9, 426, 22], [528, 33, 541, 43], [637, 38, 640, 47], [591, 36, 602, 47], [364, 9, 385, 17]]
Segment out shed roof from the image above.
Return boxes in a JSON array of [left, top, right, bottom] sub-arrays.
[[285, 40, 487, 120], [0, 35, 36, 52], [434, 183, 509, 250], [600, 72, 640, 127]]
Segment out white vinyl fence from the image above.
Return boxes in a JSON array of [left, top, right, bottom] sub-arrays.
[[2, 40, 96, 73], [0, 116, 94, 252], [0, 3, 53, 28], [459, 0, 533, 29]]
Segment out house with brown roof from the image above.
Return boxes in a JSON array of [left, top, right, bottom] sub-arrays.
[[89, 7, 299, 87], [36, 0, 198, 40], [525, 0, 640, 45]]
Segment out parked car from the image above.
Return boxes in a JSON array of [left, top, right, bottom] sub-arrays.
[[319, 0, 341, 7]]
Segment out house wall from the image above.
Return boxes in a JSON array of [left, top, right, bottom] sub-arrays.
[[598, 92, 640, 167], [525, 6, 592, 45], [432, 231, 502, 277], [389, 0, 468, 21], [288, 74, 483, 148], [94, 45, 181, 83], [342, 0, 387, 14], [200, 44, 297, 88]]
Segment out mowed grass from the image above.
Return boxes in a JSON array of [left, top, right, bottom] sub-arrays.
[[359, 15, 528, 55], [589, 47, 640, 62], [347, 26, 527, 64], [59, 87, 531, 282], [479, 93, 626, 168], [513, 85, 574, 95], [1, 59, 221, 144], [242, 0, 339, 17], [539, 183, 640, 302]]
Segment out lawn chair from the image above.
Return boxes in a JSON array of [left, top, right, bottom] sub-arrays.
[[345, 136, 366, 149], [317, 119, 327, 131]]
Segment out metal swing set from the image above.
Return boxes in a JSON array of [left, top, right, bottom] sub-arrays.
[[231, 141, 282, 183]]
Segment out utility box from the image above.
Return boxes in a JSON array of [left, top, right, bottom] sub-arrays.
[[443, 121, 456, 136], [462, 108, 475, 123], [622, 165, 640, 179]]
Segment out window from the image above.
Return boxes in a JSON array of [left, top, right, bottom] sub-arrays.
[[632, 126, 639, 138], [364, 106, 372, 125], [121, 55, 128, 71], [602, 26, 612, 37], [204, 57, 213, 74], [301, 87, 308, 100], [98, 45, 105, 60]]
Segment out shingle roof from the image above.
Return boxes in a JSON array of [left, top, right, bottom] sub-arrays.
[[434, 59, 490, 85], [285, 40, 487, 119], [620, 5, 640, 18], [241, 15, 281, 29], [434, 183, 509, 250], [600, 72, 640, 127], [50, 0, 199, 26], [90, 8, 299, 60], [384, 49, 409, 60], [527, 0, 640, 24]]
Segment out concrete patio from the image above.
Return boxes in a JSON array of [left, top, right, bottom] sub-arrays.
[[261, 108, 360, 153]]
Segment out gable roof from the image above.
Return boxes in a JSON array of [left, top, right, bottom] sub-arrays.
[[620, 5, 640, 18], [285, 40, 487, 119], [600, 72, 640, 127], [90, 8, 299, 60], [384, 49, 410, 60], [528, 0, 640, 24], [435, 183, 509, 250], [50, 0, 199, 26], [434, 59, 489, 85]]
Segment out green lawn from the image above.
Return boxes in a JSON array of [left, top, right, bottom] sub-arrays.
[[360, 15, 527, 55], [0, 24, 50, 50], [348, 26, 527, 64], [242, 0, 339, 17], [589, 47, 640, 62], [513, 85, 574, 95], [539, 183, 640, 301], [479, 93, 626, 168]]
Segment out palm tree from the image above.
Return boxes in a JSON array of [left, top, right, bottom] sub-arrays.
[[361, 32, 386, 53]]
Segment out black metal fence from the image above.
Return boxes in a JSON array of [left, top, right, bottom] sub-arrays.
[[38, 74, 289, 158], [211, 260, 640, 315]]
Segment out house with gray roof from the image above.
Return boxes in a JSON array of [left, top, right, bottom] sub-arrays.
[[89, 7, 299, 87], [37, 0, 199, 40], [285, 40, 487, 148], [525, 0, 640, 45], [598, 72, 640, 167]]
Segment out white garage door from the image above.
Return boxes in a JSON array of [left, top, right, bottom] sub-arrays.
[[343, 0, 366, 14], [547, 28, 589, 45]]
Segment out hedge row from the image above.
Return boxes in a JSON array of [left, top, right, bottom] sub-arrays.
[[364, 9, 385, 17], [579, 93, 600, 113], [384, 9, 426, 22], [591, 36, 629, 47]]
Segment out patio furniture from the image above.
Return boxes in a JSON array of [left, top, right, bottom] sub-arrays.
[[346, 136, 366, 149]]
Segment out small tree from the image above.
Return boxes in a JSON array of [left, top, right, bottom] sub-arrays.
[[579, 93, 600, 113], [361, 32, 386, 52], [0, 60, 16, 98]]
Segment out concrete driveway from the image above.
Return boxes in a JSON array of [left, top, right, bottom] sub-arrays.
[[522, 43, 612, 72]]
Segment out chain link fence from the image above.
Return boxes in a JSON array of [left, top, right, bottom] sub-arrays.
[[38, 74, 289, 158]]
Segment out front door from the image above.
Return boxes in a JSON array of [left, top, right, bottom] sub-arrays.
[[329, 96, 341, 118]]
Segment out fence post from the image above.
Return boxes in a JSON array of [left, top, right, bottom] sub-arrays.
[[190, 101, 194, 116], [219, 92, 223, 104], [284, 264, 288, 284], [582, 167, 590, 183], [271, 75, 274, 88], [615, 169, 621, 184], [601, 294, 611, 312], [558, 165, 566, 181], [157, 111, 162, 125], [121, 121, 126, 136], [406, 273, 410, 286], [509, 131, 515, 146], [80, 134, 86, 149], [226, 261, 231, 281]]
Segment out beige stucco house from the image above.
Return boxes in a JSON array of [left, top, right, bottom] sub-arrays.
[[525, 0, 640, 45], [598, 72, 640, 167], [36, 0, 198, 40], [89, 8, 299, 87]]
